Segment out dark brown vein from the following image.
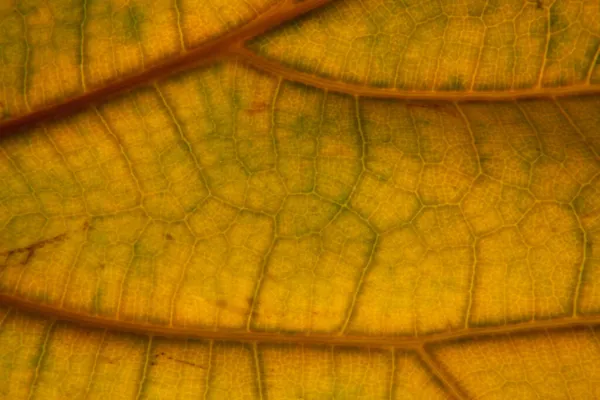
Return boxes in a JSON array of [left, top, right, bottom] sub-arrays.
[[233, 47, 600, 102], [0, 0, 334, 137]]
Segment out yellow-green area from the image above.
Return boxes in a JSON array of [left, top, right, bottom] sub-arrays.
[[0, 0, 600, 399], [0, 0, 276, 120], [250, 0, 600, 90], [431, 327, 600, 399], [0, 306, 451, 399], [1, 61, 599, 333]]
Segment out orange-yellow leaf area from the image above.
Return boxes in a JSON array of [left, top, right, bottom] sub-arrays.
[[0, 0, 600, 399]]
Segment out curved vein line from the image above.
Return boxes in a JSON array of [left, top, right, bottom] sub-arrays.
[[585, 42, 600, 84], [3, 294, 600, 349], [0, 0, 335, 137], [233, 47, 600, 102]]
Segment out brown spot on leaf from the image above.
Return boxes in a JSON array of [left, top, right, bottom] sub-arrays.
[[100, 355, 117, 364], [216, 299, 228, 309], [165, 233, 174, 241], [406, 101, 458, 118], [154, 352, 205, 369], [245, 100, 268, 115], [83, 220, 93, 231], [0, 233, 68, 267]]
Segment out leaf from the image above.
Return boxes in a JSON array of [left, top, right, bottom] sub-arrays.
[[0, 0, 599, 398]]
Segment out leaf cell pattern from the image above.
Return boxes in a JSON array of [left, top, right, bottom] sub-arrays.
[[0, 0, 600, 399]]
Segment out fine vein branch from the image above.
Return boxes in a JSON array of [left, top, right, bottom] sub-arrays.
[[0, 0, 334, 137], [417, 347, 467, 400], [2, 294, 600, 349]]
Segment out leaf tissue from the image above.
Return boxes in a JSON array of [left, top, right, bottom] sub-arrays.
[[0, 0, 600, 398]]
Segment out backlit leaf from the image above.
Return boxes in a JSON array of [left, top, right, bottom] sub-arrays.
[[0, 0, 599, 398]]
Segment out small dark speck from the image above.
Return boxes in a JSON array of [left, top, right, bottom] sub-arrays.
[[165, 234, 174, 241], [216, 299, 228, 309]]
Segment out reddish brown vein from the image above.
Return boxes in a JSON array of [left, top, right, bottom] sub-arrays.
[[233, 47, 600, 101], [0, 0, 334, 137], [2, 293, 600, 349], [417, 347, 467, 400], [2, 0, 600, 139]]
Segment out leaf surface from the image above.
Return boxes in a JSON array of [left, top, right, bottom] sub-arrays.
[[0, 0, 600, 399]]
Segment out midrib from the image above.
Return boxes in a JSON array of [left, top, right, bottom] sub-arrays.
[[2, 293, 600, 349]]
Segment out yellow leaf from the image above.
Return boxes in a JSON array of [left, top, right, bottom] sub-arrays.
[[0, 0, 600, 398]]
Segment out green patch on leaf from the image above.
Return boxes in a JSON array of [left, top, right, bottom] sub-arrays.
[[440, 75, 465, 91], [125, 5, 145, 41]]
